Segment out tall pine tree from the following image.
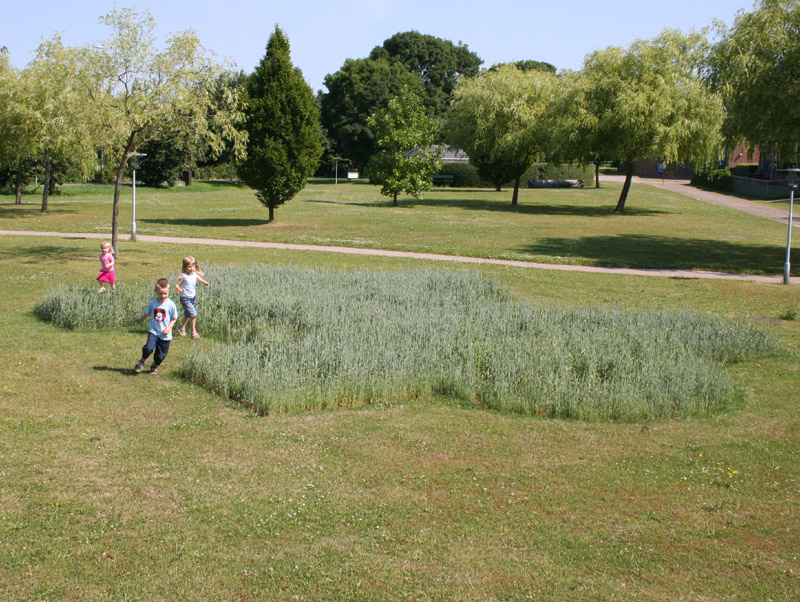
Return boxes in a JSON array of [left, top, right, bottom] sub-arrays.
[[238, 27, 321, 222]]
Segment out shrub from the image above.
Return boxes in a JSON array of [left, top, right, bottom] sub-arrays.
[[436, 163, 493, 188], [692, 167, 733, 191], [517, 162, 595, 185]]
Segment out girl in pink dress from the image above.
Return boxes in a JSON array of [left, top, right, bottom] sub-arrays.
[[97, 241, 116, 293]]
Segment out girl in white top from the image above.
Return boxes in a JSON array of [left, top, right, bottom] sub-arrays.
[[175, 256, 210, 339]]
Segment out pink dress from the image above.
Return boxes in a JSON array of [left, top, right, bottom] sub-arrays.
[[97, 252, 115, 284]]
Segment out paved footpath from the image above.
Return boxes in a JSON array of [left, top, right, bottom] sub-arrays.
[[1, 228, 792, 285], [601, 175, 799, 228]]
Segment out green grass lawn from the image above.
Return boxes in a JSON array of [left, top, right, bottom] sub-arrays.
[[1, 179, 796, 275], [0, 181, 799, 600]]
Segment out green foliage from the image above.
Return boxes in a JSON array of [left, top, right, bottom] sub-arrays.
[[488, 59, 557, 74], [35, 266, 779, 422], [730, 163, 759, 177], [137, 138, 191, 187], [320, 58, 422, 170], [237, 27, 322, 221], [708, 0, 800, 155], [691, 167, 733, 191], [435, 163, 493, 188], [79, 6, 247, 248], [365, 87, 438, 204], [369, 31, 482, 117], [566, 30, 725, 210], [445, 65, 559, 204], [521, 162, 595, 184]]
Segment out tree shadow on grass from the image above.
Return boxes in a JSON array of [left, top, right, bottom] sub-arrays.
[[139, 217, 270, 228], [0, 203, 79, 218], [519, 234, 794, 275], [2, 244, 91, 263], [307, 196, 666, 217]]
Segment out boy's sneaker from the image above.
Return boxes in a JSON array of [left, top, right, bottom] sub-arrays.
[[150, 366, 159, 375], [134, 360, 145, 373]]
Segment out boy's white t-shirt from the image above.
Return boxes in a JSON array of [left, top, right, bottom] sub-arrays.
[[145, 298, 178, 340]]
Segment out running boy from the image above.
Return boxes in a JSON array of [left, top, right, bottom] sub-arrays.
[[134, 278, 178, 375]]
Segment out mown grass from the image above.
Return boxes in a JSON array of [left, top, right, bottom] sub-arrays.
[[2, 179, 797, 275], [1, 227, 799, 601], [35, 265, 778, 421]]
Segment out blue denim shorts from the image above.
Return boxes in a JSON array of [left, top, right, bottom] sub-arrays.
[[180, 295, 197, 318]]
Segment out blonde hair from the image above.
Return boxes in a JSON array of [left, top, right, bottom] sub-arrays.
[[181, 256, 203, 276], [101, 241, 114, 254]]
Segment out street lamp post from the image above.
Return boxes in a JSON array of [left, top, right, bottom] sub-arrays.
[[785, 186, 795, 285], [128, 152, 146, 241], [334, 156, 340, 185]]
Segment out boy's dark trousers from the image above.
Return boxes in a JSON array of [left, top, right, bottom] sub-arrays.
[[141, 332, 171, 367]]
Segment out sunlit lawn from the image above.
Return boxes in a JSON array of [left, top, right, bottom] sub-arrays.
[[1, 178, 796, 275], [0, 233, 798, 600]]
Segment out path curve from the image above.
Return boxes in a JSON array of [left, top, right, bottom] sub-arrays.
[[600, 175, 799, 227], [1, 229, 792, 285]]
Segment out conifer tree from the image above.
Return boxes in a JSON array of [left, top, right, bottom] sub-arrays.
[[238, 27, 321, 222]]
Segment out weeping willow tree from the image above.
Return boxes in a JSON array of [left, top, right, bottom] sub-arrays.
[[445, 65, 558, 206], [573, 30, 725, 211]]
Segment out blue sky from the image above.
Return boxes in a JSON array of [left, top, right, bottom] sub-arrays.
[[4, 1, 754, 92]]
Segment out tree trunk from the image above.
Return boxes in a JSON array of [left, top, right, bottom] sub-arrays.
[[41, 147, 50, 214], [182, 170, 193, 186], [268, 205, 274, 222], [112, 134, 137, 255], [393, 193, 398, 206], [615, 160, 635, 212], [511, 170, 522, 206], [14, 162, 22, 205], [595, 160, 600, 188]]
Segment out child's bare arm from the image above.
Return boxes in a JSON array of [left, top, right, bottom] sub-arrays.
[[134, 314, 148, 324], [163, 317, 177, 336], [175, 275, 185, 294], [199, 277, 210, 286]]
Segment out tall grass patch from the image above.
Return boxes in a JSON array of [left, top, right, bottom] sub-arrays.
[[34, 265, 778, 420]]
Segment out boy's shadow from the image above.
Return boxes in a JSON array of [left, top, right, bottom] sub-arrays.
[[92, 365, 140, 376]]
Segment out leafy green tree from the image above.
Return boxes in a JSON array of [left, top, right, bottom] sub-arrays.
[[445, 65, 558, 205], [24, 37, 96, 213], [320, 58, 421, 171], [574, 30, 725, 211], [77, 7, 245, 249], [237, 26, 321, 222], [369, 31, 482, 117], [0, 50, 34, 204], [366, 87, 438, 205], [137, 137, 191, 187], [488, 59, 557, 74], [707, 0, 800, 158]]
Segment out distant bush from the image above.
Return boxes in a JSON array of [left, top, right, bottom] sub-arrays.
[[731, 163, 758, 177], [436, 163, 493, 188], [435, 162, 594, 189], [517, 162, 595, 185], [692, 167, 733, 191]]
